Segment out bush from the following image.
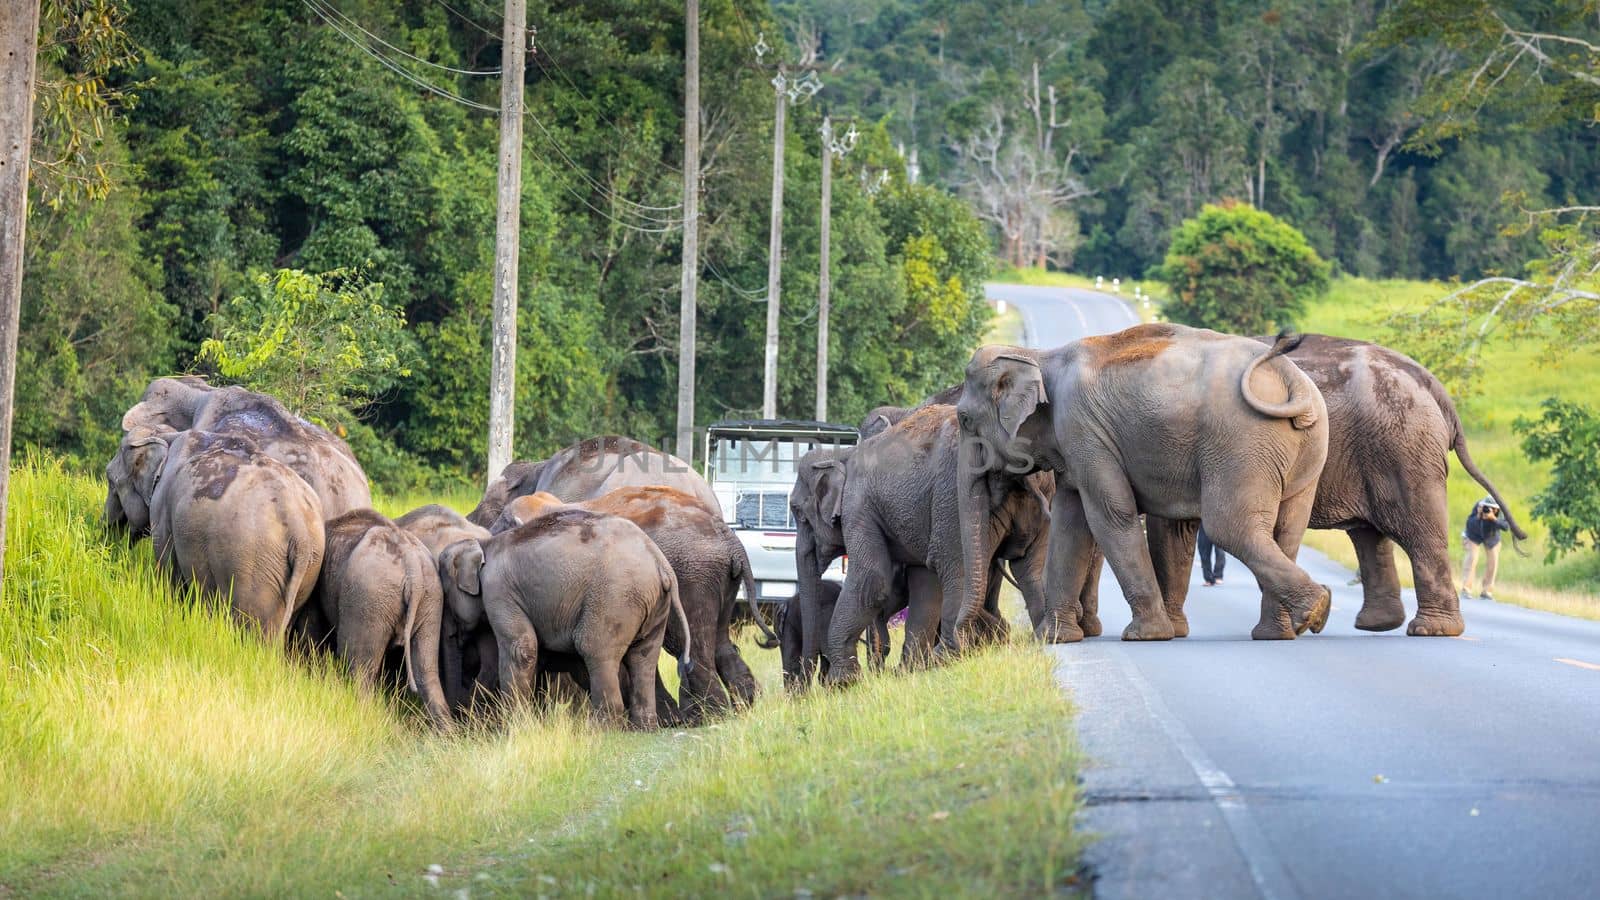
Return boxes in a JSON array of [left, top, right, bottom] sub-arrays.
[[1153, 201, 1330, 334], [1516, 399, 1600, 562]]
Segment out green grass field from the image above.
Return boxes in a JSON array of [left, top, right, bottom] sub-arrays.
[[1295, 278, 1600, 615], [0, 461, 1083, 896]]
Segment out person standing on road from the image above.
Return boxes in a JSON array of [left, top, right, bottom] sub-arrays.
[[1198, 525, 1227, 586], [1461, 496, 1511, 600]]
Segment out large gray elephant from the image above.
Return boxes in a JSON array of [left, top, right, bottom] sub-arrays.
[[491, 486, 779, 723], [120, 377, 371, 517], [106, 428, 324, 641], [393, 504, 496, 712], [1147, 334, 1525, 638], [955, 325, 1332, 644], [436, 509, 691, 728], [822, 405, 1054, 683], [468, 435, 718, 526], [303, 509, 452, 729]]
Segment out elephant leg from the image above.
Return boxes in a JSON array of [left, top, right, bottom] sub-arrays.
[[971, 563, 1011, 646], [654, 674, 687, 727], [825, 528, 894, 685], [678, 602, 729, 724], [624, 644, 661, 730], [336, 619, 391, 696], [714, 584, 759, 708], [1077, 474, 1173, 641], [1147, 516, 1198, 638], [472, 627, 501, 702], [902, 566, 942, 670], [1350, 526, 1405, 632], [1040, 488, 1097, 643], [582, 655, 627, 726], [1078, 546, 1104, 637], [1208, 486, 1329, 640], [779, 599, 805, 692], [491, 611, 539, 705], [1392, 481, 1463, 636]]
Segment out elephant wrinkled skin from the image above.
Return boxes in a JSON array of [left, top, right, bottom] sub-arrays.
[[107, 428, 325, 641], [468, 435, 718, 526], [956, 324, 1332, 643], [437, 509, 691, 728], [121, 377, 371, 517], [492, 487, 778, 723], [304, 509, 453, 730]]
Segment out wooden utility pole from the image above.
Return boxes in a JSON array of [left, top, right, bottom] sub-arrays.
[[486, 0, 527, 486], [761, 75, 787, 420], [0, 0, 41, 584], [815, 117, 832, 423], [674, 0, 699, 460]]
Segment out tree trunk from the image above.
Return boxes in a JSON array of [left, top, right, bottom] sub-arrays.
[[0, 0, 42, 584]]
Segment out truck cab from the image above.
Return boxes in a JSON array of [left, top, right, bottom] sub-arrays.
[[703, 420, 857, 609]]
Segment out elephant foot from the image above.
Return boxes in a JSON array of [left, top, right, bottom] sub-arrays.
[[823, 657, 861, 687], [1078, 614, 1103, 638], [1121, 612, 1176, 642], [1163, 610, 1189, 639], [1354, 600, 1406, 632], [1289, 585, 1333, 635], [1038, 607, 1086, 643], [1251, 616, 1297, 640], [1406, 611, 1465, 637]]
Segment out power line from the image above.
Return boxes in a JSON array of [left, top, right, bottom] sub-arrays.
[[308, 0, 500, 76], [303, 0, 497, 110], [429, 0, 500, 39], [526, 150, 681, 235], [529, 47, 685, 182], [520, 106, 684, 219]]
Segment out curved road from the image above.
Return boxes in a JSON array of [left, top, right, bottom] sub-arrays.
[[984, 282, 1600, 899]]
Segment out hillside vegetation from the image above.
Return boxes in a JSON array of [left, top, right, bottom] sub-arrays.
[[0, 462, 1081, 896]]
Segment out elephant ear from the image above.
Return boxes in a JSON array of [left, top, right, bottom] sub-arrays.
[[812, 461, 847, 525], [444, 539, 485, 596], [994, 354, 1048, 441]]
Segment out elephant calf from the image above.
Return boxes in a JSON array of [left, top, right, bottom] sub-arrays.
[[107, 427, 324, 641], [305, 509, 452, 730], [493, 487, 778, 724], [438, 509, 691, 728]]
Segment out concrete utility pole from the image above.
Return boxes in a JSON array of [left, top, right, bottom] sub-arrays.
[[486, 0, 527, 486], [674, 0, 699, 460], [815, 117, 830, 422], [761, 72, 787, 420], [0, 0, 41, 584], [815, 118, 856, 423]]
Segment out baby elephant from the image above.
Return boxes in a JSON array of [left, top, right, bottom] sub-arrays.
[[437, 508, 690, 728], [308, 510, 453, 730]]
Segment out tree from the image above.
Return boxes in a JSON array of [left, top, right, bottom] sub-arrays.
[[1154, 201, 1331, 334], [1516, 399, 1600, 562]]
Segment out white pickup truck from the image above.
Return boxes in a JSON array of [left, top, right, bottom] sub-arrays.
[[702, 420, 857, 610]]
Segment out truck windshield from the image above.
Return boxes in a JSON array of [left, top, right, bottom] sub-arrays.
[[707, 435, 842, 531]]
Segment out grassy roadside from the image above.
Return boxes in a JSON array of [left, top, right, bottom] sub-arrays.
[[986, 303, 1026, 344], [1297, 277, 1600, 617], [0, 461, 1083, 896]]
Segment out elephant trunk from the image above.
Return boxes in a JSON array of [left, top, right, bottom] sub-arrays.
[[794, 526, 827, 687], [824, 576, 876, 684], [952, 449, 992, 653]]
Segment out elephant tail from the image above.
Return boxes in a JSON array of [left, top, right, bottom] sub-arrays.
[[730, 536, 779, 649], [1428, 375, 1530, 551], [664, 561, 694, 682], [1240, 330, 1319, 430], [398, 561, 421, 695], [280, 517, 323, 646], [997, 560, 1023, 593]]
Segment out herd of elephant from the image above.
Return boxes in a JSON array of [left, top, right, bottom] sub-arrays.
[[103, 376, 777, 730], [787, 323, 1525, 688], [101, 320, 1524, 730]]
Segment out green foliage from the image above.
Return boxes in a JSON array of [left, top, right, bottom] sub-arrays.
[[199, 268, 413, 433], [1517, 399, 1600, 562], [32, 0, 142, 207], [1154, 202, 1331, 334]]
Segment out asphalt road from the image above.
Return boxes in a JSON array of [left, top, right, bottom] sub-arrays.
[[984, 282, 1600, 900]]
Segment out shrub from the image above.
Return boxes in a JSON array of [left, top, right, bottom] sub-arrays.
[[1154, 201, 1330, 334], [1516, 399, 1600, 562]]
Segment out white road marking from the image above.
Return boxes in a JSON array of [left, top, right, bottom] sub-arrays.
[[1106, 645, 1299, 900], [1555, 657, 1600, 671]]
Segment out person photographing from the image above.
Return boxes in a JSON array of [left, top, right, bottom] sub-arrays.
[[1461, 496, 1510, 600]]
